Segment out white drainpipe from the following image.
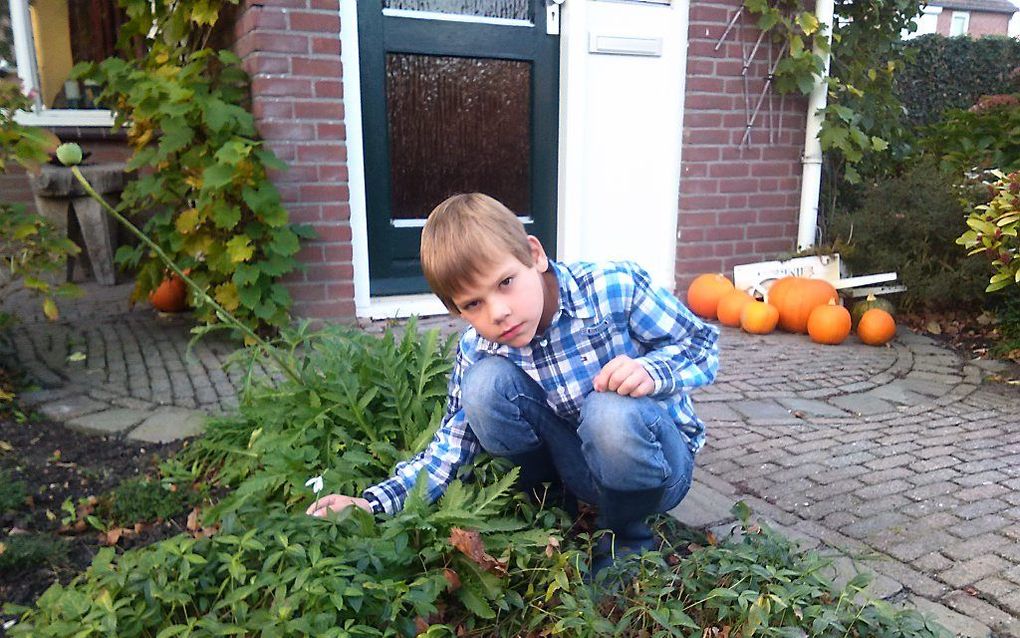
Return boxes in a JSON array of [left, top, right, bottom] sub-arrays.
[[797, 0, 836, 251]]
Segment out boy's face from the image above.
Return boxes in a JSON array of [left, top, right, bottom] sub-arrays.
[[450, 236, 550, 348]]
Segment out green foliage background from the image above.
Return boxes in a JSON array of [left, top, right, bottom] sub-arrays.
[[896, 35, 1020, 128]]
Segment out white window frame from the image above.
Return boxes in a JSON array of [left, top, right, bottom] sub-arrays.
[[949, 10, 970, 36], [6, 0, 116, 127]]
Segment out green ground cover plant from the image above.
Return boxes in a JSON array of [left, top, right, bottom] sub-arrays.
[[0, 533, 68, 575], [0, 467, 28, 514]]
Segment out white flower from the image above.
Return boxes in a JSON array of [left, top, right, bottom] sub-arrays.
[[305, 475, 324, 495]]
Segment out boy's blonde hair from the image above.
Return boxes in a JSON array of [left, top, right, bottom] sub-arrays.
[[421, 193, 533, 313]]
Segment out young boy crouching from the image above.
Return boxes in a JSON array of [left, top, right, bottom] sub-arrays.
[[308, 193, 720, 570]]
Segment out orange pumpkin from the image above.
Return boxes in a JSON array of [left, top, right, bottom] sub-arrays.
[[686, 273, 735, 320], [773, 277, 839, 333], [857, 308, 896, 346], [716, 290, 754, 327], [807, 300, 851, 345], [149, 274, 188, 313], [740, 301, 779, 335], [765, 276, 798, 308]]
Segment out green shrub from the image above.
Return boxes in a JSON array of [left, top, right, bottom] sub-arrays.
[[897, 35, 1020, 128], [102, 477, 195, 526], [4, 323, 952, 637], [923, 98, 1020, 176], [829, 159, 990, 310], [0, 534, 68, 574], [0, 468, 29, 514]]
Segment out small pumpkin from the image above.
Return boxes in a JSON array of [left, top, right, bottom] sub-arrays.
[[850, 293, 896, 328], [740, 301, 779, 335], [772, 277, 839, 334], [807, 299, 852, 345], [857, 308, 897, 346], [716, 290, 754, 327], [149, 274, 188, 313], [686, 273, 735, 320]]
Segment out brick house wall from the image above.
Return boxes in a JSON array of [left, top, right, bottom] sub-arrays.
[[935, 9, 1011, 35], [234, 0, 356, 319], [675, 0, 808, 292]]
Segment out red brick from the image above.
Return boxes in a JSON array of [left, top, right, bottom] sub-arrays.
[[713, 243, 736, 257], [252, 76, 313, 97], [719, 177, 756, 193], [708, 226, 745, 241], [746, 223, 785, 239], [304, 262, 354, 281], [250, 32, 310, 54], [317, 164, 349, 182], [294, 100, 345, 119], [709, 163, 750, 178], [316, 122, 346, 140], [289, 283, 328, 302], [726, 194, 749, 208], [751, 162, 793, 177], [684, 112, 724, 128], [292, 56, 342, 77], [685, 77, 725, 92], [677, 258, 725, 274], [258, 121, 316, 141], [321, 244, 353, 261], [682, 179, 720, 195], [688, 5, 730, 22], [297, 144, 346, 163], [679, 243, 715, 259], [312, 223, 353, 241], [326, 282, 356, 298], [315, 80, 343, 98], [311, 0, 342, 9], [679, 194, 727, 210], [718, 210, 756, 225], [682, 146, 720, 162], [312, 37, 341, 56], [754, 238, 795, 254], [295, 183, 348, 202], [296, 299, 356, 320], [758, 208, 794, 223], [684, 212, 718, 227], [270, 165, 318, 183], [290, 10, 340, 32], [252, 99, 293, 119]]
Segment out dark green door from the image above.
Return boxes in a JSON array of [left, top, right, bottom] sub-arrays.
[[358, 0, 560, 296]]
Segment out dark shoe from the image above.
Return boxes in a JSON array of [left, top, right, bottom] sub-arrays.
[[504, 445, 557, 492], [597, 485, 665, 535]]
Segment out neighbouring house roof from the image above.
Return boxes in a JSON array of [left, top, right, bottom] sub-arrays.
[[927, 0, 1018, 14]]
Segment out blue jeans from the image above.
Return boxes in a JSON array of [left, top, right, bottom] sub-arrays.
[[462, 356, 694, 536]]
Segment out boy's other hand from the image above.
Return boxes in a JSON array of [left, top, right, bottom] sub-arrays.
[[593, 355, 654, 398], [305, 494, 373, 518]]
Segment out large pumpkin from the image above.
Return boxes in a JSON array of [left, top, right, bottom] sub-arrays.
[[858, 308, 897, 346], [716, 290, 754, 327], [740, 301, 779, 334], [149, 274, 188, 313], [807, 300, 851, 345], [772, 277, 839, 333], [687, 273, 735, 320], [850, 294, 896, 328], [765, 276, 799, 308]]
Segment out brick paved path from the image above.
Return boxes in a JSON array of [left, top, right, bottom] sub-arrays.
[[3, 281, 1020, 635]]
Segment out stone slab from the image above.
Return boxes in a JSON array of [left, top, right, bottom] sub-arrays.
[[830, 393, 895, 416], [66, 408, 151, 434], [36, 394, 109, 422], [669, 480, 736, 529], [777, 397, 850, 418], [693, 402, 743, 422], [907, 596, 991, 638], [127, 407, 206, 443], [899, 377, 956, 397], [824, 555, 903, 601], [729, 400, 792, 421], [864, 381, 931, 406]]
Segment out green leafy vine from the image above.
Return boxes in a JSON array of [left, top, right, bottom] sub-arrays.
[[74, 0, 313, 337]]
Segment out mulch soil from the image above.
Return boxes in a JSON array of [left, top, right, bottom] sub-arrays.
[[0, 375, 188, 628]]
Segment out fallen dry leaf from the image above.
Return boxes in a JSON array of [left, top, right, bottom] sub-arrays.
[[0, 440, 12, 453], [449, 528, 508, 576], [186, 507, 201, 532], [544, 535, 560, 558], [443, 568, 461, 592], [925, 320, 942, 335]]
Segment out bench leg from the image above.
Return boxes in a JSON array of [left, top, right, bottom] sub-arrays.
[[71, 196, 117, 285], [32, 195, 74, 282]]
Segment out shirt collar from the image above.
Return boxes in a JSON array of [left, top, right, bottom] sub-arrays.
[[549, 260, 596, 320]]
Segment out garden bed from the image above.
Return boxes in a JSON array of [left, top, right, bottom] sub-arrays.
[[0, 397, 186, 626]]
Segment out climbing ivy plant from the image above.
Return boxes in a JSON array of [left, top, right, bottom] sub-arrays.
[[744, 0, 921, 183], [75, 0, 313, 337]]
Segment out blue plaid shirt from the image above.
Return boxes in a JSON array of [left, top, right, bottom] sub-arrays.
[[362, 260, 720, 514]]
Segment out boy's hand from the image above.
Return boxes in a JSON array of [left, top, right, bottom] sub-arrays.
[[593, 355, 655, 398], [306, 494, 373, 518]]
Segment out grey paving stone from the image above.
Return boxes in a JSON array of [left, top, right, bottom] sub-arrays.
[[729, 400, 792, 420], [36, 395, 109, 422], [693, 402, 743, 422], [127, 407, 206, 443], [899, 377, 957, 397], [943, 590, 1020, 637], [941, 556, 1013, 589], [823, 555, 902, 600], [830, 393, 896, 416], [777, 398, 850, 417], [66, 408, 152, 434], [865, 381, 931, 406], [669, 480, 736, 529], [906, 596, 991, 638]]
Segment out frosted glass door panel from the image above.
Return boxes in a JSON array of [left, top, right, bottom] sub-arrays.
[[383, 0, 530, 20], [386, 53, 531, 220]]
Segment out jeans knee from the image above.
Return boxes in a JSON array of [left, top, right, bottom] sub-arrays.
[[579, 393, 653, 445], [462, 356, 517, 421], [578, 392, 669, 489]]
